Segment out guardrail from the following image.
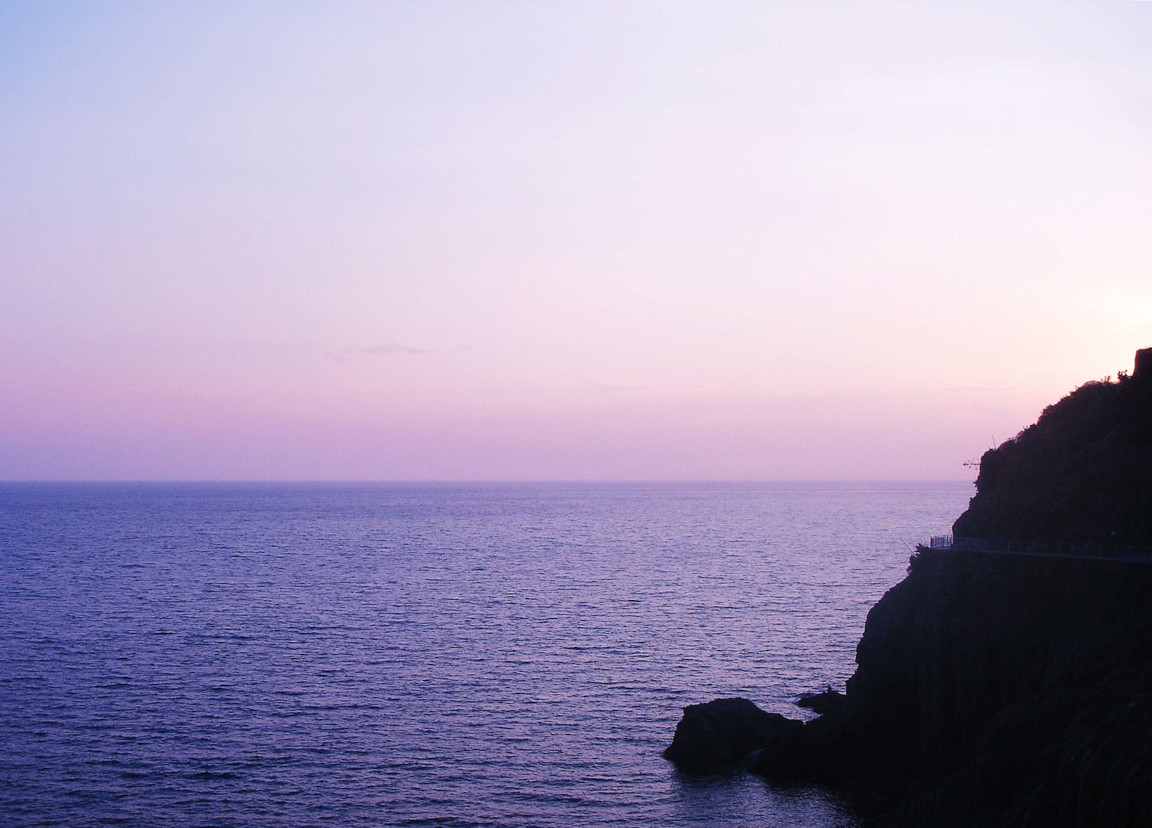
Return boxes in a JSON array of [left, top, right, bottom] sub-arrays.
[[927, 536, 1152, 564]]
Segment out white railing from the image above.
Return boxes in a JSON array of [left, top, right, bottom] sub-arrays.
[[930, 536, 1152, 563]]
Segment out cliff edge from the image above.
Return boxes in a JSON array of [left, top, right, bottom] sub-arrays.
[[667, 349, 1152, 826], [954, 347, 1152, 544]]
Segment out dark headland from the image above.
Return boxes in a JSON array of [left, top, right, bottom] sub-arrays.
[[666, 348, 1152, 826]]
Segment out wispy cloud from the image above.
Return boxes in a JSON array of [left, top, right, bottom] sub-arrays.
[[330, 343, 433, 362], [362, 343, 435, 357], [329, 343, 471, 362], [551, 380, 705, 394]]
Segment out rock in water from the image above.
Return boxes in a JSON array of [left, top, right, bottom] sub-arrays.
[[663, 697, 795, 772], [796, 686, 845, 716]]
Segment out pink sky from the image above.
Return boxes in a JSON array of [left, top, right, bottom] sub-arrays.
[[2, 2, 1150, 480]]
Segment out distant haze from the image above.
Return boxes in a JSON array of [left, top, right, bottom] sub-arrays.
[[2, 2, 1149, 480]]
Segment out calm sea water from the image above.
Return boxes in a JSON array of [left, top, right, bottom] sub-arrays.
[[0, 481, 970, 827]]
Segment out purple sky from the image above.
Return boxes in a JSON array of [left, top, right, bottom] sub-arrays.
[[2, 2, 1150, 480]]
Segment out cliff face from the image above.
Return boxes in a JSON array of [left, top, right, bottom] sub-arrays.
[[953, 357, 1152, 544], [842, 549, 1152, 825], [838, 355, 1152, 822], [667, 350, 1152, 826], [829, 352, 1152, 823], [671, 549, 1152, 825]]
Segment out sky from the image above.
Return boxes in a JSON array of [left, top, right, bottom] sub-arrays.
[[2, 1, 1150, 481]]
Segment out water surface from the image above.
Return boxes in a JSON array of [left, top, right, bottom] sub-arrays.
[[0, 481, 970, 826]]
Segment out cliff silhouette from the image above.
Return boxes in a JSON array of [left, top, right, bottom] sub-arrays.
[[666, 349, 1152, 826], [954, 347, 1152, 545]]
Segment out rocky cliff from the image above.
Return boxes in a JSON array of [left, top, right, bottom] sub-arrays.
[[953, 348, 1152, 544], [836, 548, 1152, 825], [666, 349, 1152, 826]]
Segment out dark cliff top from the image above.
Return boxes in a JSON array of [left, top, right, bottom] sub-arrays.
[[953, 350, 1152, 545]]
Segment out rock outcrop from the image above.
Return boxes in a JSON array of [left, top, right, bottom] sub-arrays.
[[662, 697, 802, 773], [667, 350, 1152, 826], [953, 350, 1152, 545], [837, 548, 1152, 825]]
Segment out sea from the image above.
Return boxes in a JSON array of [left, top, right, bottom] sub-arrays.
[[0, 481, 971, 827]]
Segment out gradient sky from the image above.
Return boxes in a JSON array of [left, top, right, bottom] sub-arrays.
[[2, 2, 1150, 480]]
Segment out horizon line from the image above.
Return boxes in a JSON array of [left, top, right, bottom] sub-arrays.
[[0, 478, 976, 485]]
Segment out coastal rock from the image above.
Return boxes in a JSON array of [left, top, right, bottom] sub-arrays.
[[663, 697, 797, 773], [796, 686, 845, 716]]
